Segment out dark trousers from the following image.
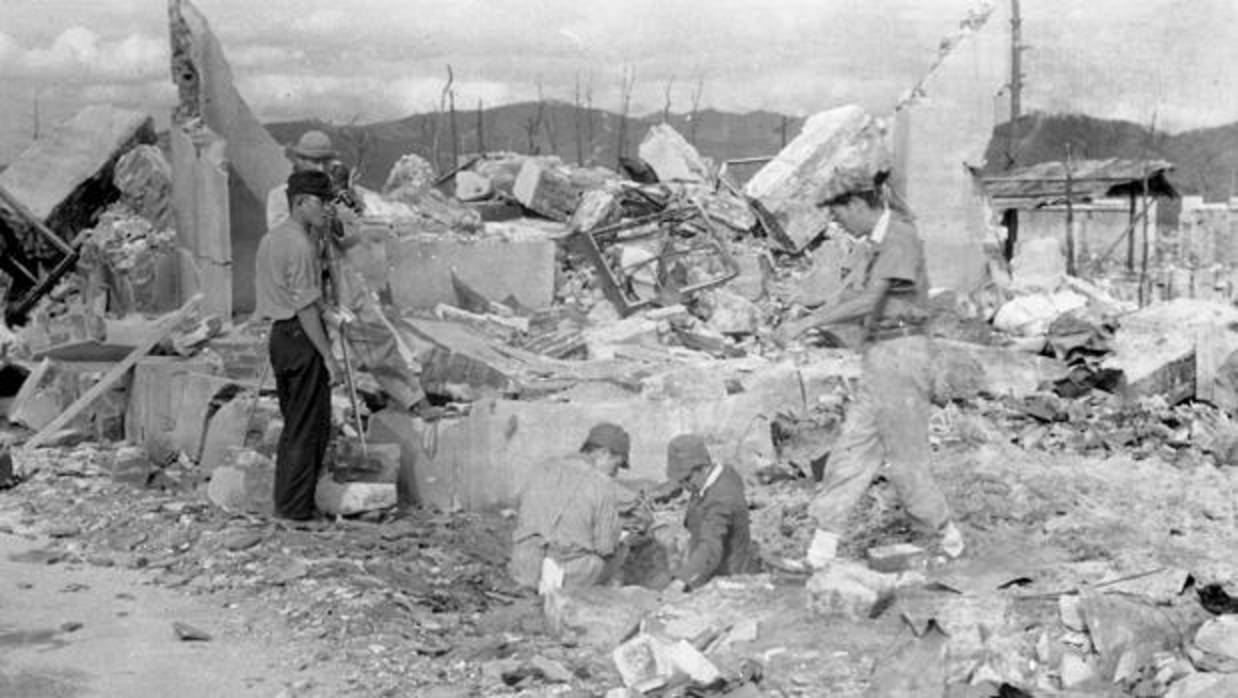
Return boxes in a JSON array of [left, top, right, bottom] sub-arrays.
[[269, 318, 331, 520]]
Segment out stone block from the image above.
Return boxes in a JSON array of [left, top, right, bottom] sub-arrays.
[[113, 143, 173, 229], [638, 124, 711, 184], [332, 441, 401, 483], [199, 396, 254, 472], [703, 289, 760, 335], [206, 447, 274, 515], [934, 339, 1066, 400], [806, 560, 899, 620], [386, 231, 556, 310], [744, 106, 889, 252], [866, 543, 927, 573], [314, 472, 397, 517], [124, 356, 222, 448], [109, 445, 153, 487], [1192, 615, 1238, 672], [454, 170, 493, 201], [543, 586, 661, 650], [1166, 673, 1238, 698]]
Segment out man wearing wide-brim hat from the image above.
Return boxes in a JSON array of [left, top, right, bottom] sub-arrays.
[[266, 130, 339, 230], [775, 160, 964, 566], [510, 422, 632, 593]]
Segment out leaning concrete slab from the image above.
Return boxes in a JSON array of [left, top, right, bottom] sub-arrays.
[[0, 106, 155, 230], [744, 106, 888, 253], [169, 0, 291, 314], [638, 124, 711, 184]]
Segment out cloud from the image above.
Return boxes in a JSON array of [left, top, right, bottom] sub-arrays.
[[237, 72, 517, 123], [0, 27, 166, 82]]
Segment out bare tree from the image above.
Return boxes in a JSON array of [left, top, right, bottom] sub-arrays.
[[476, 98, 486, 154], [525, 74, 548, 154], [616, 65, 637, 168], [584, 72, 595, 164], [431, 67, 456, 173], [662, 74, 675, 124], [538, 77, 559, 155], [573, 72, 584, 166], [688, 72, 706, 145], [446, 65, 459, 170]]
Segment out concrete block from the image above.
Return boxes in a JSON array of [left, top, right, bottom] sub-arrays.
[[199, 396, 253, 472], [638, 124, 711, 184], [206, 447, 274, 515], [454, 170, 492, 201], [314, 472, 396, 516], [703, 289, 760, 335], [1192, 615, 1238, 672], [1166, 673, 1238, 698], [806, 560, 896, 620], [543, 586, 660, 650], [124, 356, 222, 448], [114, 143, 173, 230], [744, 106, 888, 252], [386, 231, 556, 310], [866, 543, 927, 573]]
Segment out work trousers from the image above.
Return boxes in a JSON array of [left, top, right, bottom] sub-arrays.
[[808, 335, 951, 535], [269, 318, 332, 520]]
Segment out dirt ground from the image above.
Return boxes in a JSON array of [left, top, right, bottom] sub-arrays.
[[0, 528, 357, 697], [3, 422, 1238, 696]]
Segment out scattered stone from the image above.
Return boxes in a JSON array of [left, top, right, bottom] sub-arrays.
[[1191, 615, 1238, 672], [206, 447, 275, 515], [46, 522, 81, 538], [529, 655, 575, 683], [171, 621, 212, 642], [86, 555, 115, 567], [59, 621, 84, 633], [223, 530, 264, 552], [1059, 651, 1098, 688], [866, 543, 927, 574], [806, 560, 907, 621]]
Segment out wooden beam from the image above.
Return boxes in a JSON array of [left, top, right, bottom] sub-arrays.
[[22, 293, 203, 450], [0, 181, 75, 256]]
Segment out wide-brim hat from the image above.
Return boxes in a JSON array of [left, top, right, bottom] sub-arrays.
[[287, 130, 338, 160]]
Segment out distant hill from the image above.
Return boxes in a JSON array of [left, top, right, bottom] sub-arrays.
[[985, 112, 1238, 202], [267, 101, 802, 191], [267, 104, 1238, 205]]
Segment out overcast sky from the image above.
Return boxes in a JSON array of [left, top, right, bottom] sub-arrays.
[[0, 0, 1233, 162]]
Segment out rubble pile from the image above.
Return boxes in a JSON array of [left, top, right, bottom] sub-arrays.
[[6, 55, 1238, 695]]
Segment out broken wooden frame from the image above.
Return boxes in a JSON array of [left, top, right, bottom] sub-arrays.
[[575, 202, 738, 317], [0, 182, 81, 323]]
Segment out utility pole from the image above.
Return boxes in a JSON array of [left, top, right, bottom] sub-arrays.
[[1064, 143, 1075, 277], [1002, 0, 1025, 262], [1009, 0, 1023, 130]]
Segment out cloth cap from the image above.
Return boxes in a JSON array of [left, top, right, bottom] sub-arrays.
[[666, 433, 712, 482], [581, 422, 630, 469], [288, 130, 338, 160], [287, 170, 333, 201]]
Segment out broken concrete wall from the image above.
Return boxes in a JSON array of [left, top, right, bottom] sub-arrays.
[[169, 0, 291, 315], [895, 3, 1005, 292], [375, 357, 860, 510], [170, 125, 232, 319]]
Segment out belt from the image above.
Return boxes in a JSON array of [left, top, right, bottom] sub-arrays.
[[868, 322, 927, 343]]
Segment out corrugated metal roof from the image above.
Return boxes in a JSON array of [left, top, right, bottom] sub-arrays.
[[981, 157, 1177, 209]]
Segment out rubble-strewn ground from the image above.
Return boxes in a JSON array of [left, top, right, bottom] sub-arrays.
[[6, 407, 1238, 697]]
